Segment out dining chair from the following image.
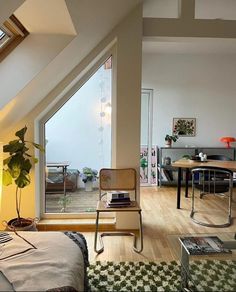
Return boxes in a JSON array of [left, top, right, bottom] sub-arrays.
[[191, 166, 233, 227], [94, 168, 143, 254], [197, 155, 232, 198]]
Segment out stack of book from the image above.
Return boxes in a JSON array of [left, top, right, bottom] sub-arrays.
[[106, 191, 131, 208], [179, 236, 232, 255]]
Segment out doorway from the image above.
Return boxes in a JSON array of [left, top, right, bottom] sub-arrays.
[[140, 89, 156, 186]]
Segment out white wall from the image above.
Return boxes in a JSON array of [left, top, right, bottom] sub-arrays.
[[45, 64, 112, 172], [142, 53, 236, 148]]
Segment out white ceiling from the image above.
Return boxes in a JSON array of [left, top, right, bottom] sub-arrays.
[[143, 37, 236, 54]]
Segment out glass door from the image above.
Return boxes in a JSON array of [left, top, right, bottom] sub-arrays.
[[140, 89, 155, 186]]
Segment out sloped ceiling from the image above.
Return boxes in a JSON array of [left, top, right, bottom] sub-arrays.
[[0, 0, 141, 135], [15, 0, 77, 35]]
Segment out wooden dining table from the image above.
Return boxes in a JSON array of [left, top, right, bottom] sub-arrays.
[[172, 159, 236, 209]]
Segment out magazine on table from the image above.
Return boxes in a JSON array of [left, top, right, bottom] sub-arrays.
[[179, 236, 232, 255]]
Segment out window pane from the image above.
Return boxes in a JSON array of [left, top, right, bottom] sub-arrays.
[[0, 29, 5, 39], [45, 57, 112, 214]]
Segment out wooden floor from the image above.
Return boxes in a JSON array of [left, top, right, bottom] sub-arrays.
[[84, 186, 236, 263], [46, 189, 99, 213]]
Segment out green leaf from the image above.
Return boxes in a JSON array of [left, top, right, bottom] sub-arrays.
[[33, 157, 39, 164], [15, 170, 30, 188], [32, 142, 45, 152], [3, 140, 24, 154], [3, 157, 11, 165], [2, 169, 13, 186], [15, 126, 27, 141], [8, 155, 24, 178], [22, 159, 32, 173]]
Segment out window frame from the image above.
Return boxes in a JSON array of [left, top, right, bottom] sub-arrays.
[[36, 47, 116, 219], [0, 14, 29, 62]]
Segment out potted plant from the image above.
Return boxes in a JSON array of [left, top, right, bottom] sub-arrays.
[[81, 167, 98, 192], [2, 126, 44, 230], [140, 157, 148, 180], [165, 134, 178, 147]]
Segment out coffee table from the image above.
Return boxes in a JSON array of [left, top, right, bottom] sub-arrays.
[[169, 232, 236, 291]]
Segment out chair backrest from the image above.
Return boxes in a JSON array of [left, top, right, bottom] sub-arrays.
[[207, 155, 232, 161], [99, 168, 137, 199], [191, 166, 233, 194]]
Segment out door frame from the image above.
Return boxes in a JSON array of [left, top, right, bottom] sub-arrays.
[[141, 88, 153, 186]]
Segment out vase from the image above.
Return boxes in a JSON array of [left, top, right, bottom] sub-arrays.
[[165, 140, 172, 147], [84, 181, 93, 192]]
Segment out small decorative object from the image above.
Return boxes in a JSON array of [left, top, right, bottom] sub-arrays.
[[2, 126, 44, 230], [220, 137, 236, 148], [173, 118, 196, 136], [165, 134, 178, 147], [182, 154, 191, 160], [164, 157, 171, 165], [81, 167, 98, 192], [140, 157, 148, 181], [199, 152, 207, 162]]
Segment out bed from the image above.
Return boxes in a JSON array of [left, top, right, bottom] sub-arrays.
[[0, 231, 89, 292]]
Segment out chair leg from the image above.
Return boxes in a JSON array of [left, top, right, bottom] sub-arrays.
[[132, 211, 143, 253], [94, 211, 104, 254], [94, 211, 143, 254]]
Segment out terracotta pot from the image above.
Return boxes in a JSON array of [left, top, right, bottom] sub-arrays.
[[5, 218, 38, 231]]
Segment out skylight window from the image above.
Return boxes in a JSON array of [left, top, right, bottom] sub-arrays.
[[0, 15, 29, 62]]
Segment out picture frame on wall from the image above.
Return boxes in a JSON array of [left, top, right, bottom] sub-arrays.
[[173, 118, 196, 137]]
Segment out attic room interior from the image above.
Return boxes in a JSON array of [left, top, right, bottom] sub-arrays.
[[0, 0, 236, 291]]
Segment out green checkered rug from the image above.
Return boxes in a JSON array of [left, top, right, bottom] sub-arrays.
[[88, 260, 236, 291]]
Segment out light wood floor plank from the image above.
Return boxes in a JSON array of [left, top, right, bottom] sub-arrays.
[[85, 186, 236, 262]]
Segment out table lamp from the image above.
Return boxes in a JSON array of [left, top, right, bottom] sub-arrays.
[[220, 137, 236, 148]]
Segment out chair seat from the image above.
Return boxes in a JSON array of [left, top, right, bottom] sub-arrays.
[[97, 201, 141, 212]]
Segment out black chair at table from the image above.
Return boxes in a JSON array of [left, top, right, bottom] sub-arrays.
[[191, 166, 233, 227], [197, 155, 232, 197], [207, 154, 232, 161]]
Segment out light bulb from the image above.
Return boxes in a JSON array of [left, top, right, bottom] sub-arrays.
[[105, 102, 112, 114], [100, 97, 106, 103]]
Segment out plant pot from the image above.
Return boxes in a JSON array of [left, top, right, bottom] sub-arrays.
[[4, 218, 38, 231], [84, 181, 93, 192], [165, 140, 172, 147]]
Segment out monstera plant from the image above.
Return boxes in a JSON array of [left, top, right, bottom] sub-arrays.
[[2, 126, 44, 230]]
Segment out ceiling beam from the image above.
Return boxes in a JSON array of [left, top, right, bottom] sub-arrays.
[[144, 0, 236, 39], [178, 0, 195, 20], [143, 17, 236, 39]]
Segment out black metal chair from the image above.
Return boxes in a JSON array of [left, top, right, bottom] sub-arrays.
[[207, 154, 232, 161], [196, 155, 232, 197], [191, 166, 233, 227]]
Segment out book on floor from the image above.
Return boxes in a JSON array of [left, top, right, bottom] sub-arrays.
[[179, 236, 232, 255]]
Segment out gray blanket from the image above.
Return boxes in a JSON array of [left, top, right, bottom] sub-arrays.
[[0, 231, 89, 292]]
